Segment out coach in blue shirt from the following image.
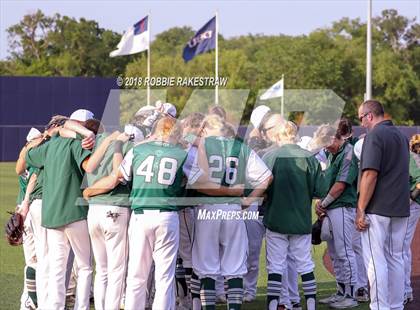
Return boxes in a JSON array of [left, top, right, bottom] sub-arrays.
[[356, 99, 410, 310]]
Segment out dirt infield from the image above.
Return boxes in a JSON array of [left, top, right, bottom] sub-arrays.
[[323, 223, 420, 309]]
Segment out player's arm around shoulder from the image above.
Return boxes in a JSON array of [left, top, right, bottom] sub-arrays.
[[16, 172, 38, 221], [242, 149, 273, 208], [25, 139, 49, 169]]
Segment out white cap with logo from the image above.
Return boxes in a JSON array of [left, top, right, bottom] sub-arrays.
[[124, 124, 145, 143], [250, 105, 271, 129], [26, 128, 42, 142], [156, 100, 177, 118], [70, 109, 94, 122]]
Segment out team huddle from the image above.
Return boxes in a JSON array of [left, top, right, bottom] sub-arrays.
[[9, 99, 420, 310]]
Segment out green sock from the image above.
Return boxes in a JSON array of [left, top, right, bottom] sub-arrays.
[[200, 277, 216, 310], [227, 277, 243, 310]]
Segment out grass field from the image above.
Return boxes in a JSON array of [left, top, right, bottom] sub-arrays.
[[0, 162, 369, 309]]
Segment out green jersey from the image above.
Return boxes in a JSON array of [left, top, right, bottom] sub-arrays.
[[262, 144, 324, 234], [200, 136, 271, 204], [25, 135, 91, 228], [87, 133, 133, 207], [410, 152, 420, 205], [324, 142, 358, 209], [16, 167, 36, 205], [120, 141, 188, 213], [205, 136, 249, 186], [29, 167, 43, 202]]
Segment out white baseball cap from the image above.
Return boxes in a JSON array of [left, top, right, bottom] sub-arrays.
[[124, 124, 145, 143], [135, 105, 156, 116], [250, 105, 271, 129], [354, 138, 364, 161], [156, 101, 177, 118], [26, 128, 42, 142], [70, 109, 94, 122]]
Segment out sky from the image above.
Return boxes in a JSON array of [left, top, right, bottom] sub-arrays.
[[0, 0, 419, 59]]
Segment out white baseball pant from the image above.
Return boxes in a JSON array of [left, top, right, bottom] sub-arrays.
[[279, 254, 300, 307], [353, 230, 368, 289], [192, 204, 248, 278], [215, 275, 226, 298], [179, 207, 194, 269], [266, 231, 314, 275], [361, 214, 409, 310], [243, 213, 265, 298], [28, 200, 50, 310], [88, 204, 130, 310], [326, 207, 358, 290], [46, 219, 93, 310], [125, 211, 179, 310], [403, 201, 420, 298], [20, 208, 36, 310]]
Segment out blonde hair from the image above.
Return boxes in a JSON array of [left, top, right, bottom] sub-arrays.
[[307, 124, 336, 152], [277, 121, 298, 143], [151, 116, 181, 141], [45, 115, 68, 130], [202, 114, 225, 133], [410, 134, 420, 154]]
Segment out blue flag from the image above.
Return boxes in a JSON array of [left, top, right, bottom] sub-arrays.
[[183, 16, 216, 62]]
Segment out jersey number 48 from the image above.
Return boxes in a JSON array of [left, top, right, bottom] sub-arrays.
[[136, 155, 178, 185]]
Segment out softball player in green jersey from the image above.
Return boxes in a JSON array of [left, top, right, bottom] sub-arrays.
[[192, 115, 272, 310], [82, 129, 141, 310], [262, 121, 324, 310], [94, 117, 198, 310], [316, 134, 360, 309], [16, 163, 38, 310], [403, 138, 420, 304], [25, 133, 93, 310], [16, 128, 57, 310]]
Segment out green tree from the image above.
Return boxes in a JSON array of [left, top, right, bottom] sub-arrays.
[[6, 10, 129, 77]]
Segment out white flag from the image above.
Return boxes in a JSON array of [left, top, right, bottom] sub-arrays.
[[110, 16, 149, 57], [260, 78, 284, 100]]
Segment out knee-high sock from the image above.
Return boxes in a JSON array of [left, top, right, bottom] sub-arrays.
[[227, 277, 243, 310], [200, 277, 216, 310], [176, 258, 188, 299], [301, 272, 316, 300], [267, 273, 282, 310], [185, 267, 193, 292], [191, 271, 201, 310], [26, 266, 37, 307]]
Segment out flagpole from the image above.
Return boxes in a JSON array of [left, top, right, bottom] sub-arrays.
[[215, 11, 219, 105], [366, 0, 372, 100], [281, 74, 285, 117], [147, 12, 151, 106]]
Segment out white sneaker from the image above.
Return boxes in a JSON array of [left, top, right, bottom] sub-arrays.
[[329, 296, 358, 309], [306, 298, 316, 310], [243, 294, 255, 303], [319, 293, 344, 304], [24, 296, 37, 310]]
